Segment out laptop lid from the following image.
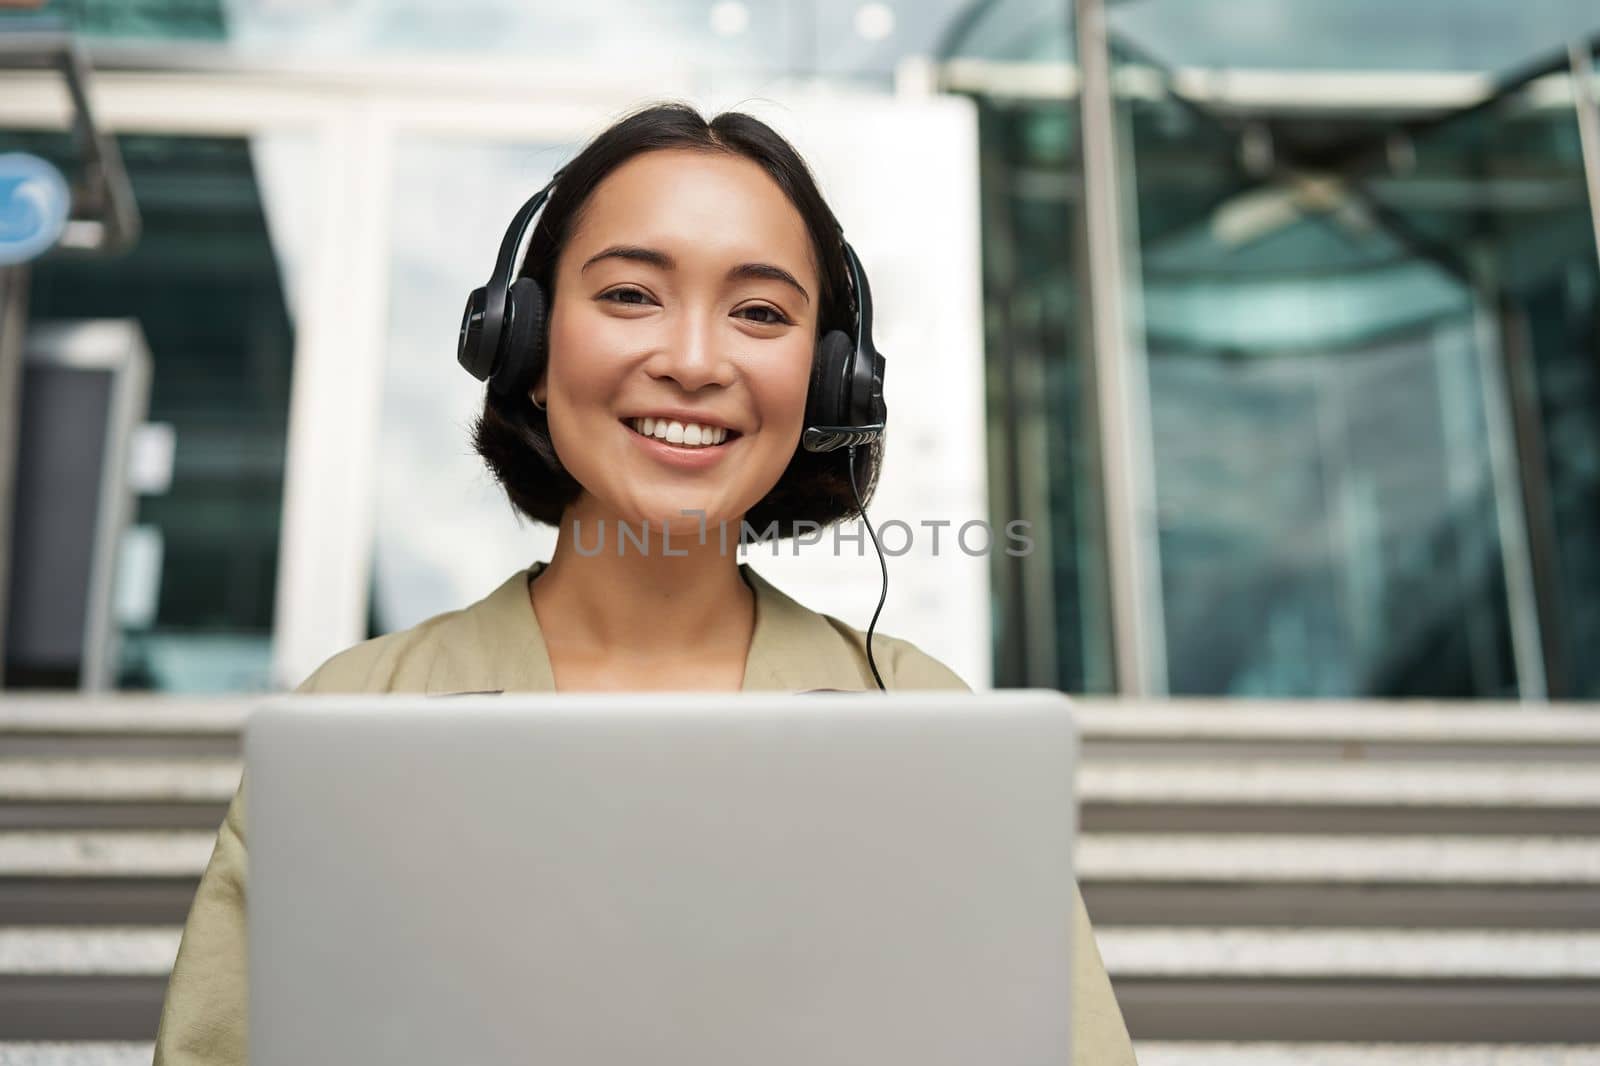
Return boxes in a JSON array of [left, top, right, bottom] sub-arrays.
[[246, 691, 1078, 1065]]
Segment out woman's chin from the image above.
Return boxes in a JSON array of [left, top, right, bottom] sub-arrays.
[[655, 510, 742, 538], [608, 503, 743, 540]]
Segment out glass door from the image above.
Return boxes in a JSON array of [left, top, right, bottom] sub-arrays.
[[1121, 48, 1600, 697]]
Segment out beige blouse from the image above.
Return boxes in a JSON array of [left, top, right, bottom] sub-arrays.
[[153, 562, 1138, 1065]]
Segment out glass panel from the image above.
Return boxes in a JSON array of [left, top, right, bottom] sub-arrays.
[[1, 0, 998, 84], [370, 138, 564, 637], [224, 0, 985, 82], [1119, 55, 1600, 697], [965, 96, 1113, 693], [1367, 66, 1600, 697], [938, 0, 1598, 76], [947, 14, 1108, 692], [20, 133, 301, 691], [941, 0, 1074, 64], [1106, 0, 1600, 76], [945, 14, 1598, 696], [0, 0, 225, 40]]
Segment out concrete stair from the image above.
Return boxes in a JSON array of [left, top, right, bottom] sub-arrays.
[[5, 1041, 1599, 1065], [0, 694, 1596, 1063]]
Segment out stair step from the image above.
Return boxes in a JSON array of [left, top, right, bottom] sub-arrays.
[[5, 924, 1597, 981], [6, 1040, 1600, 1064], [1078, 834, 1600, 884], [0, 699, 247, 734], [0, 806, 229, 832], [1073, 701, 1600, 745], [1119, 983, 1600, 1043], [4, 927, 1597, 1044], [0, 834, 215, 878], [1079, 762, 1600, 807], [0, 978, 166, 1042], [1133, 1042, 1600, 1065], [1081, 881, 1600, 929], [7, 759, 1597, 808], [0, 880, 200, 927], [0, 928, 179, 977], [0, 761, 239, 803], [10, 697, 1599, 747], [0, 1044, 152, 1066], [1097, 927, 1600, 979], [1, 831, 1593, 885]]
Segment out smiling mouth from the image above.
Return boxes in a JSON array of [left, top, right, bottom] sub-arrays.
[[623, 416, 741, 449]]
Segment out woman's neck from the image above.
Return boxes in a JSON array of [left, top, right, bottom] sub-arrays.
[[530, 502, 755, 669]]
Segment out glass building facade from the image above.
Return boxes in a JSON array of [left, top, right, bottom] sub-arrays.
[[945, 3, 1600, 698], [3, 0, 1597, 699]]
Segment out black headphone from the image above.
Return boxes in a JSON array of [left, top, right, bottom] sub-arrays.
[[457, 172, 886, 454]]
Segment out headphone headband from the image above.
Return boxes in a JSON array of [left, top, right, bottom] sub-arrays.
[[841, 237, 873, 355], [459, 173, 562, 386]]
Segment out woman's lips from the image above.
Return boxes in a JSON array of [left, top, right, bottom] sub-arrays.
[[622, 419, 739, 469], [623, 415, 739, 445]]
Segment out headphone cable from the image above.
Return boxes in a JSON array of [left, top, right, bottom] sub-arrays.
[[846, 443, 888, 691]]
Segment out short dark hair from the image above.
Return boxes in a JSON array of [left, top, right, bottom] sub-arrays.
[[471, 101, 883, 540]]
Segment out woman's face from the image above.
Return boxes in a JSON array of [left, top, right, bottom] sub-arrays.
[[539, 147, 818, 535]]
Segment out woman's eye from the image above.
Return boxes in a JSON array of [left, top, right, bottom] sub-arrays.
[[737, 304, 790, 326], [600, 287, 652, 306]]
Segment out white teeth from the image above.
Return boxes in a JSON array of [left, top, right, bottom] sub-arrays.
[[628, 417, 730, 448]]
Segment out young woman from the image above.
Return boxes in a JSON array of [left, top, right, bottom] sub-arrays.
[[153, 103, 1137, 1064]]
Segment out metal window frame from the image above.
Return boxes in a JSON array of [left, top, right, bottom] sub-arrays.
[[1572, 42, 1600, 274], [1073, 0, 1168, 696]]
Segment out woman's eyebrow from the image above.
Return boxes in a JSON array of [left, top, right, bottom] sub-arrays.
[[581, 244, 811, 305], [582, 244, 672, 273], [730, 261, 810, 305]]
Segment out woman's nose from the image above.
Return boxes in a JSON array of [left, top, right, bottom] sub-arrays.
[[649, 311, 736, 392]]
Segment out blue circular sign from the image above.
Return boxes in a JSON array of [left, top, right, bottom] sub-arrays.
[[0, 152, 72, 266]]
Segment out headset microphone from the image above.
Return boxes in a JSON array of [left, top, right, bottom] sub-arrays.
[[800, 237, 887, 456], [802, 235, 890, 691]]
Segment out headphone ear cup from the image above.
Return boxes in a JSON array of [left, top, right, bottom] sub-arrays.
[[490, 276, 547, 397], [458, 287, 493, 381], [808, 329, 856, 429]]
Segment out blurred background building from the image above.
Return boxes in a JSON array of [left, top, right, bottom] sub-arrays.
[[2, 0, 1598, 702], [1, 1, 1599, 1063]]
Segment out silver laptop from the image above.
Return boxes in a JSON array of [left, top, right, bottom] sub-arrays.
[[246, 691, 1078, 1065]]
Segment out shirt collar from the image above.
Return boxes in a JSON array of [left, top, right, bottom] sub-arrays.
[[463, 561, 870, 694]]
